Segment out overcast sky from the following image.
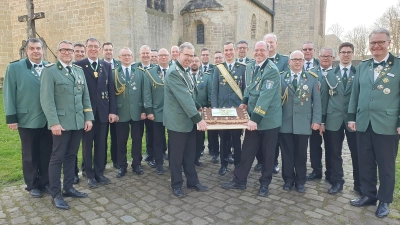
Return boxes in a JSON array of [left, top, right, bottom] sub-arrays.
[[326, 0, 399, 34]]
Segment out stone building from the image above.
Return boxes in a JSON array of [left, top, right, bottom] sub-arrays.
[[0, 0, 326, 78]]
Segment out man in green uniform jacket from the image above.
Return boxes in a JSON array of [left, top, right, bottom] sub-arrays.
[[3, 38, 53, 198], [40, 40, 94, 210]]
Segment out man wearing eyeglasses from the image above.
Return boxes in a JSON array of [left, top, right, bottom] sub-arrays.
[[307, 47, 334, 183], [301, 41, 320, 71], [214, 51, 224, 64], [279, 50, 321, 193], [164, 42, 209, 198], [236, 40, 253, 64], [320, 42, 360, 196], [211, 41, 246, 176], [3, 38, 53, 198], [40, 40, 93, 209], [74, 37, 117, 189], [348, 28, 399, 218], [143, 48, 170, 175]]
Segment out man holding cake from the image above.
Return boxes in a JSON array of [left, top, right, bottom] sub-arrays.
[[221, 41, 282, 197]]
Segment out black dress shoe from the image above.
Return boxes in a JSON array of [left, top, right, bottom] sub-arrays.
[[30, 188, 42, 198], [328, 183, 343, 195], [219, 166, 227, 175], [283, 183, 293, 191], [52, 194, 69, 210], [350, 195, 377, 207], [87, 178, 98, 189], [306, 172, 322, 181], [221, 181, 246, 190], [254, 163, 262, 172], [156, 165, 164, 175], [112, 162, 120, 169], [375, 202, 390, 218], [295, 184, 306, 193], [117, 168, 127, 178], [146, 160, 156, 168], [73, 175, 79, 184], [62, 188, 88, 198], [353, 185, 363, 196], [227, 155, 234, 164], [194, 160, 203, 167], [95, 175, 111, 185], [133, 165, 144, 175], [258, 185, 269, 197], [188, 183, 208, 192], [211, 155, 219, 164], [172, 188, 185, 198], [273, 165, 279, 174]]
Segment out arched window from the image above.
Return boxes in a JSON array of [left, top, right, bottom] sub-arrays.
[[251, 14, 256, 39], [147, 0, 166, 12], [197, 23, 205, 44]]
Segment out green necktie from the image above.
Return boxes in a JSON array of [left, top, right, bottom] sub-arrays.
[[342, 68, 348, 88], [228, 64, 232, 71], [292, 74, 298, 90], [125, 68, 130, 81], [66, 66, 75, 81]]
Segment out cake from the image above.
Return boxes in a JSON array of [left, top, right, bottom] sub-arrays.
[[202, 107, 249, 124]]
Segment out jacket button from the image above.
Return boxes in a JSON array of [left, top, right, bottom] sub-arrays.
[[293, 112, 296, 115]]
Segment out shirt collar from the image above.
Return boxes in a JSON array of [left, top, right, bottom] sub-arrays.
[[269, 54, 276, 59], [256, 59, 266, 67], [30, 60, 43, 67], [59, 60, 72, 69], [339, 64, 351, 71], [291, 70, 301, 76], [374, 53, 389, 63], [88, 58, 98, 64], [305, 59, 314, 64], [160, 66, 169, 70], [122, 65, 131, 71]]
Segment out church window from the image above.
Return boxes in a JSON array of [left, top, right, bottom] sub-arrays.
[[147, 0, 166, 13], [197, 23, 205, 44], [147, 0, 153, 8], [251, 14, 256, 39]]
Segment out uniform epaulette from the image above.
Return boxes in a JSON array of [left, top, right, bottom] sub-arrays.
[[45, 63, 54, 68], [362, 58, 373, 62], [267, 64, 272, 69], [236, 62, 247, 66], [73, 64, 82, 69], [137, 67, 145, 71], [325, 68, 333, 72], [309, 71, 318, 78], [307, 66, 315, 71], [280, 71, 285, 74], [9, 59, 19, 64], [203, 72, 210, 75], [281, 54, 289, 58]]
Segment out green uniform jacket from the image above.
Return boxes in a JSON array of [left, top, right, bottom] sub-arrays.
[[348, 53, 400, 135], [133, 62, 155, 70], [321, 65, 356, 132], [194, 71, 212, 107], [40, 61, 94, 130], [113, 65, 145, 122], [3, 58, 49, 128], [305, 58, 320, 71], [270, 53, 289, 72], [236, 57, 254, 64], [242, 59, 282, 130], [199, 64, 215, 79], [163, 61, 202, 132], [280, 71, 321, 135], [211, 62, 246, 108], [143, 65, 165, 122]]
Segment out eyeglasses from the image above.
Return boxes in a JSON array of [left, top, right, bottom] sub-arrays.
[[302, 48, 314, 52], [87, 45, 100, 50], [59, 48, 74, 54], [254, 49, 267, 53], [201, 54, 209, 56], [181, 53, 194, 58], [290, 58, 304, 62], [120, 54, 132, 57], [237, 47, 248, 50], [158, 54, 169, 57], [369, 40, 389, 46], [320, 55, 333, 59], [339, 51, 353, 55]]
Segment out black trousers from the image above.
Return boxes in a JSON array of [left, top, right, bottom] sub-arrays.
[[82, 113, 108, 179], [356, 124, 398, 203], [233, 127, 279, 185], [207, 130, 219, 156], [168, 126, 199, 189], [116, 120, 144, 169], [195, 130, 205, 162], [280, 133, 309, 185], [18, 126, 52, 190], [326, 122, 359, 186], [256, 141, 279, 166], [309, 130, 331, 178], [153, 121, 166, 166], [105, 122, 118, 164], [145, 119, 154, 161], [219, 129, 242, 166], [49, 130, 83, 197]]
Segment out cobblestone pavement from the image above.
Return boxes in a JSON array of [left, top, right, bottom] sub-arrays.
[[0, 143, 399, 225]]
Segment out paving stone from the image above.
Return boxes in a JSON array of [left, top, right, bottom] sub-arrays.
[[192, 217, 209, 225], [89, 218, 107, 225], [121, 215, 137, 223]]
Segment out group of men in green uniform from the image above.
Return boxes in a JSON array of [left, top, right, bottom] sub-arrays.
[[3, 27, 398, 218]]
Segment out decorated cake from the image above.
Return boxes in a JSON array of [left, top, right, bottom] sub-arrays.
[[202, 107, 249, 125]]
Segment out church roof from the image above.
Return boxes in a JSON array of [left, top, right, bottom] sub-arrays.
[[181, 0, 223, 14]]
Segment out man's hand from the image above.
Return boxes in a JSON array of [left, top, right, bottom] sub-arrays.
[[311, 123, 320, 130], [348, 122, 356, 131], [246, 120, 257, 131], [108, 114, 118, 123], [239, 104, 248, 110], [147, 114, 155, 120], [141, 113, 147, 120], [8, 123, 18, 130], [197, 120, 208, 131], [51, 124, 65, 136], [319, 124, 325, 136], [198, 107, 203, 113], [84, 121, 93, 132]]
